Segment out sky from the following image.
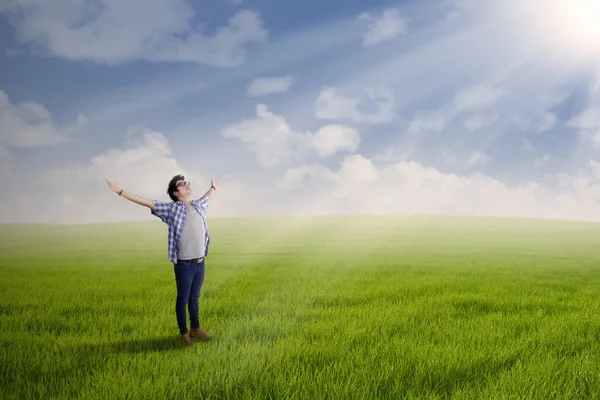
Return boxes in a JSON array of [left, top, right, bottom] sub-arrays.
[[1, 0, 600, 224]]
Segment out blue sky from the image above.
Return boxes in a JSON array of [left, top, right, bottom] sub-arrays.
[[1, 0, 600, 223]]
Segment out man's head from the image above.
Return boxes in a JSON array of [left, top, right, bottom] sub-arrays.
[[167, 174, 191, 202]]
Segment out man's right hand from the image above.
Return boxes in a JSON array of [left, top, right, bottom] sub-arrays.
[[104, 177, 154, 210], [104, 178, 123, 194]]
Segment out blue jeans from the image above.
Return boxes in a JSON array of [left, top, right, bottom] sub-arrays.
[[173, 258, 205, 335]]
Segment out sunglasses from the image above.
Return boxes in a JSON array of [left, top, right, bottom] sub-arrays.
[[176, 181, 190, 189]]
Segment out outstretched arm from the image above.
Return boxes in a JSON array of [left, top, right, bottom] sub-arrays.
[[202, 179, 219, 200], [104, 178, 155, 211]]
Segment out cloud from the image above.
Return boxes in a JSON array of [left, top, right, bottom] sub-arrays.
[[0, 126, 252, 223], [278, 155, 377, 190], [246, 75, 295, 97], [358, 8, 407, 47], [5, 135, 600, 223], [278, 164, 337, 190], [220, 104, 297, 167], [534, 154, 552, 168], [465, 151, 489, 167], [464, 114, 498, 132], [408, 113, 447, 135], [338, 154, 379, 183], [566, 106, 600, 149], [0, 89, 65, 147], [454, 85, 503, 111], [534, 112, 558, 132], [442, 0, 482, 19], [314, 86, 395, 124], [374, 144, 416, 163], [520, 137, 534, 152], [512, 91, 567, 134], [590, 159, 600, 180], [221, 104, 360, 167], [442, 150, 489, 168], [567, 106, 600, 130], [76, 113, 88, 128], [1, 1, 267, 67], [406, 85, 502, 136], [42, 128, 196, 198], [0, 127, 209, 223], [278, 154, 600, 221], [310, 125, 360, 158]]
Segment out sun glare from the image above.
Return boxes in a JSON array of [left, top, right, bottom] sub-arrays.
[[564, 0, 600, 43], [517, 0, 600, 59]]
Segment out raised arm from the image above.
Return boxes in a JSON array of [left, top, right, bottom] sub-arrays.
[[202, 179, 219, 200], [104, 178, 155, 211]]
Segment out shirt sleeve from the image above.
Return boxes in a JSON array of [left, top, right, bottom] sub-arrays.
[[192, 196, 209, 213], [151, 200, 171, 223]]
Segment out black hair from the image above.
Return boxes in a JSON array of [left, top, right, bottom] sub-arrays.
[[167, 174, 185, 202]]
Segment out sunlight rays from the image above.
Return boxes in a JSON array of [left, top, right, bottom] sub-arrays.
[[515, 0, 600, 63], [559, 0, 600, 48]]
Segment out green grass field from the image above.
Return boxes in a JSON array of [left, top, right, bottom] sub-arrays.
[[2, 215, 600, 399]]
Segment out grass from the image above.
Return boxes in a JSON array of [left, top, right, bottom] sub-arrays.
[[1, 215, 600, 399]]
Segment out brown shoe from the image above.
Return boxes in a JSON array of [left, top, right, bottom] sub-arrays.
[[180, 333, 194, 346], [190, 328, 213, 340]]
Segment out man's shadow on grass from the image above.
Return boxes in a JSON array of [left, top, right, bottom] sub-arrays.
[[86, 336, 210, 354]]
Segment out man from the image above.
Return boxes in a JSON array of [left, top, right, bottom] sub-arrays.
[[104, 175, 219, 346]]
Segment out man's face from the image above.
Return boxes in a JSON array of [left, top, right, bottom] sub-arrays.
[[175, 180, 191, 199]]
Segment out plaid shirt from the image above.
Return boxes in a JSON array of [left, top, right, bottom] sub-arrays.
[[151, 196, 210, 263]]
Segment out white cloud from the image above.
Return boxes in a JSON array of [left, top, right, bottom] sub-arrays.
[[511, 91, 567, 134], [465, 151, 489, 167], [1, 1, 267, 67], [443, 0, 481, 19], [566, 106, 600, 149], [221, 104, 360, 167], [314, 86, 395, 124], [0, 89, 64, 147], [0, 127, 222, 223], [374, 144, 416, 163], [567, 106, 600, 130], [590, 159, 600, 180], [442, 150, 489, 168], [220, 104, 297, 167], [358, 8, 407, 46], [441, 151, 459, 165], [5, 140, 600, 223], [246, 75, 295, 97], [338, 154, 378, 183], [534, 154, 552, 168], [540, 92, 570, 110], [535, 112, 558, 132], [454, 85, 503, 111], [278, 164, 336, 190], [42, 128, 197, 198], [406, 85, 501, 137], [464, 114, 498, 132], [520, 137, 534, 152], [279, 155, 600, 221], [310, 125, 360, 158], [279, 155, 377, 190], [76, 113, 88, 128], [408, 114, 447, 135]]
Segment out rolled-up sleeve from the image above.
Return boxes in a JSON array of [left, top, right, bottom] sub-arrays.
[[193, 196, 209, 213], [151, 200, 171, 223]]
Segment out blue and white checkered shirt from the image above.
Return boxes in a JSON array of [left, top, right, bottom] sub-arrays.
[[151, 196, 210, 263]]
